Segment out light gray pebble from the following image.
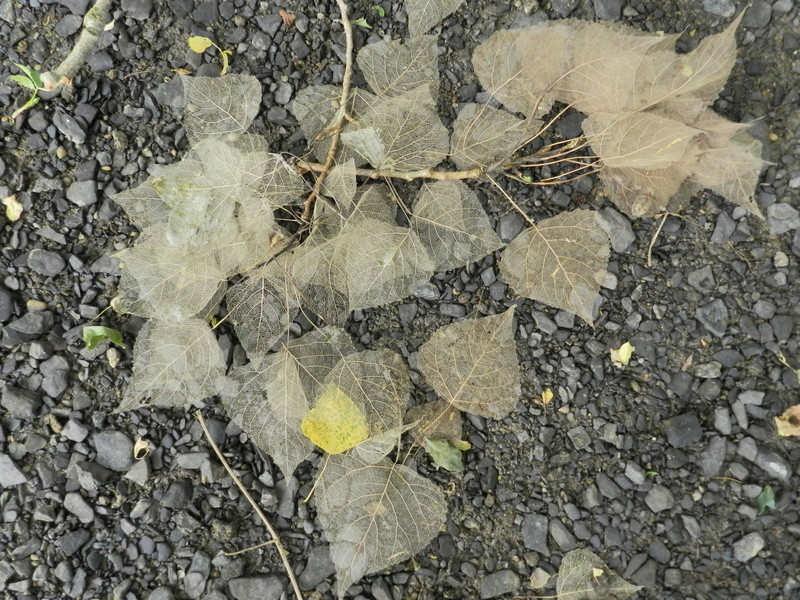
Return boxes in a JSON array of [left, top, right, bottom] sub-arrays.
[[695, 299, 728, 337], [412, 282, 439, 301], [644, 485, 674, 512], [0, 453, 27, 486], [184, 551, 210, 599], [739, 390, 764, 405], [298, 545, 336, 590], [228, 576, 284, 600], [40, 355, 70, 397], [480, 570, 520, 600], [743, 1, 771, 28], [737, 437, 758, 461], [687, 265, 715, 293], [698, 436, 726, 477], [1, 387, 41, 419], [598, 207, 635, 252], [695, 363, 721, 379], [752, 449, 791, 481], [274, 82, 293, 105], [64, 491, 94, 523], [703, 0, 735, 17], [714, 407, 732, 435], [93, 430, 134, 472], [625, 462, 646, 485], [27, 249, 66, 276], [733, 533, 764, 562], [767, 203, 800, 234], [521, 513, 549, 555], [567, 426, 591, 450], [121, 0, 153, 19], [62, 419, 89, 442], [66, 180, 97, 207], [147, 587, 175, 600], [124, 460, 151, 486]]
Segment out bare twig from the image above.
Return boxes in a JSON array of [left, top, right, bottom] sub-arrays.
[[647, 213, 670, 267], [194, 411, 304, 600], [297, 159, 482, 181], [300, 0, 354, 223], [39, 0, 114, 92]]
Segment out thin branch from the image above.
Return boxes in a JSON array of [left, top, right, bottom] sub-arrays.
[[40, 0, 114, 92], [647, 212, 670, 267], [300, 0, 354, 223], [194, 411, 304, 600], [297, 159, 482, 181]]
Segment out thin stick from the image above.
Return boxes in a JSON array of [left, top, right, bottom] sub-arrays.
[[485, 173, 536, 227], [300, 0, 354, 223], [647, 213, 669, 267], [195, 411, 304, 600], [297, 159, 482, 181], [40, 0, 113, 92], [224, 540, 277, 557]]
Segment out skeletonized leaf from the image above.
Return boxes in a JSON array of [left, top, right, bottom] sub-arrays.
[[354, 424, 411, 464], [337, 218, 434, 312], [118, 318, 225, 412], [584, 112, 699, 170], [500, 210, 610, 324], [596, 164, 688, 218], [340, 127, 387, 167], [412, 180, 504, 271], [450, 103, 537, 170], [343, 86, 449, 171], [223, 349, 313, 477], [634, 13, 743, 111], [322, 159, 357, 213], [282, 327, 357, 399], [405, 399, 462, 443], [316, 455, 447, 599], [181, 74, 261, 144], [418, 308, 520, 419], [357, 35, 438, 98], [249, 152, 308, 208], [405, 0, 464, 37], [347, 184, 397, 224], [557, 549, 641, 600], [117, 225, 227, 320], [472, 23, 575, 118], [227, 260, 300, 356], [112, 176, 171, 228]]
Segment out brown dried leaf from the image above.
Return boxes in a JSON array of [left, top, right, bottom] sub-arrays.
[[450, 103, 537, 170], [775, 404, 800, 437]]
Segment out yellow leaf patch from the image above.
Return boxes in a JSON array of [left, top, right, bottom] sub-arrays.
[[301, 384, 369, 454], [610, 341, 635, 367], [188, 36, 214, 54], [775, 404, 800, 437], [3, 195, 23, 221]]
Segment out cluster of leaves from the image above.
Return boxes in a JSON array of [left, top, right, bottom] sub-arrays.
[[110, 3, 763, 596]]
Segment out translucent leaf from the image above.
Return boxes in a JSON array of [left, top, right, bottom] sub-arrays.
[[340, 127, 387, 167], [222, 349, 313, 477], [249, 152, 307, 209], [357, 35, 438, 98], [353, 424, 410, 464], [472, 23, 575, 118], [405, 0, 465, 37], [412, 180, 504, 271], [337, 218, 434, 312], [405, 399, 462, 443], [316, 455, 447, 598], [347, 184, 397, 224], [417, 308, 520, 419], [633, 13, 743, 111], [500, 210, 610, 324], [596, 164, 688, 218], [342, 86, 449, 171], [112, 176, 170, 228], [118, 318, 225, 412], [322, 159, 357, 213], [117, 225, 227, 320], [556, 549, 641, 600], [450, 103, 537, 170], [584, 112, 699, 170], [282, 327, 357, 399], [302, 383, 370, 454], [181, 74, 261, 144], [323, 349, 410, 441], [227, 260, 300, 356]]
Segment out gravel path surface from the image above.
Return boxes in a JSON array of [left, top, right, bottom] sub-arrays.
[[1, 0, 799, 599]]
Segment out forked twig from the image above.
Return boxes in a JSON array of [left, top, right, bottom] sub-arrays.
[[300, 0, 354, 223], [194, 411, 304, 600]]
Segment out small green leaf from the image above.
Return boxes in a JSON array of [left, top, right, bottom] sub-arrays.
[[14, 63, 42, 88], [755, 485, 775, 514], [424, 438, 463, 472], [371, 5, 386, 17], [450, 439, 471, 451], [352, 17, 372, 29], [187, 35, 214, 54], [83, 326, 124, 350], [645, 470, 659, 477], [11, 95, 39, 120], [9, 75, 36, 90]]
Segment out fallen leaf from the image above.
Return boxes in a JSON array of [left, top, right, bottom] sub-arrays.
[[171, 68, 193, 75], [187, 35, 214, 54], [534, 388, 554, 406], [83, 326, 124, 351], [610, 341, 635, 367], [301, 383, 370, 454], [774, 404, 800, 437], [3, 195, 23, 221], [278, 10, 295, 27], [133, 437, 150, 459], [755, 485, 775, 514], [423, 438, 463, 472]]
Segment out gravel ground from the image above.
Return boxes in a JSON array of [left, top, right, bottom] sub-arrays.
[[1, 0, 799, 599]]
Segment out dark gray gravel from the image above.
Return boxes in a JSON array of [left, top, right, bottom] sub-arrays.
[[1, 0, 799, 599]]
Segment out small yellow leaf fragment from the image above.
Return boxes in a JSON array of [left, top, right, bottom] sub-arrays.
[[592, 567, 604, 578], [171, 68, 193, 75], [774, 404, 800, 437], [610, 341, 635, 367], [301, 384, 369, 454], [3, 195, 23, 221], [534, 388, 554, 406], [188, 36, 214, 54], [133, 437, 150, 459]]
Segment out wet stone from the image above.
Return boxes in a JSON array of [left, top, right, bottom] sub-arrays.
[[733, 533, 764, 562], [27, 249, 66, 276], [663, 413, 702, 448], [521, 514, 549, 555], [93, 430, 134, 472], [548, 518, 576, 551], [162, 480, 193, 509], [480, 570, 520, 599]]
